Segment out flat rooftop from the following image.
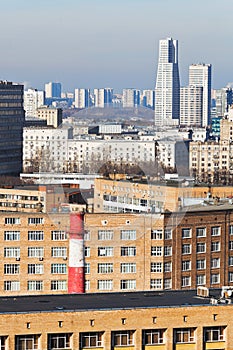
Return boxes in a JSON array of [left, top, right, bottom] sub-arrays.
[[0, 289, 222, 314]]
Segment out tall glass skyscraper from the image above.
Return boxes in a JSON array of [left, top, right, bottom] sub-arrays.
[[155, 38, 180, 126]]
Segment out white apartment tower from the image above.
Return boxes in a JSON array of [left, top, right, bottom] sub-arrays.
[[24, 89, 45, 118], [93, 88, 113, 108], [155, 38, 180, 126], [122, 89, 140, 108], [189, 64, 212, 127], [74, 89, 90, 109], [180, 86, 203, 127]]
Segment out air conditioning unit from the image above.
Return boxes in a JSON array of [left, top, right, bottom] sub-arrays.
[[39, 257, 44, 261], [16, 257, 20, 261], [63, 256, 67, 260], [197, 286, 209, 297]]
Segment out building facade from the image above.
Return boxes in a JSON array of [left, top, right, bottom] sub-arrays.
[[180, 86, 203, 127], [36, 106, 63, 128], [155, 38, 180, 126], [45, 82, 61, 99], [24, 89, 45, 118], [74, 88, 91, 109]]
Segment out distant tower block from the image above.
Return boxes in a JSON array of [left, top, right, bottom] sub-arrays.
[[68, 213, 85, 293]]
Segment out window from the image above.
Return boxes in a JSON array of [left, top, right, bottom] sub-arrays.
[[4, 247, 20, 258], [4, 264, 19, 274], [229, 225, 233, 235], [98, 230, 113, 240], [211, 274, 220, 284], [28, 231, 44, 241], [4, 231, 20, 241], [98, 247, 114, 257], [229, 272, 233, 282], [211, 226, 221, 236], [51, 247, 67, 258], [182, 261, 191, 271], [197, 243, 206, 253], [27, 280, 43, 291], [143, 329, 165, 345], [51, 264, 67, 274], [197, 275, 206, 285], [28, 217, 44, 225], [164, 278, 172, 289], [150, 279, 162, 289], [164, 229, 172, 240], [80, 332, 103, 348], [121, 263, 136, 273], [85, 280, 90, 291], [120, 280, 136, 290], [229, 241, 233, 250], [98, 263, 113, 274], [84, 230, 90, 241], [182, 276, 191, 287], [15, 335, 40, 350], [182, 228, 191, 238], [4, 281, 20, 291], [5, 217, 20, 225], [197, 259, 206, 270], [151, 229, 163, 240], [120, 230, 136, 240], [28, 247, 44, 258], [229, 256, 233, 266], [204, 326, 225, 342], [51, 230, 67, 241], [48, 333, 71, 350], [85, 263, 90, 274], [174, 328, 195, 343], [151, 246, 162, 256], [151, 262, 162, 273], [164, 246, 172, 256], [182, 244, 191, 255], [113, 331, 134, 346], [196, 227, 206, 237], [85, 247, 90, 257], [97, 280, 113, 291], [211, 258, 220, 268], [164, 262, 172, 272], [211, 242, 220, 252], [51, 280, 67, 291], [121, 247, 136, 256], [28, 264, 43, 274]]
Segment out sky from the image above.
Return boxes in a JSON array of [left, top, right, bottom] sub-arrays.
[[1, 0, 233, 93]]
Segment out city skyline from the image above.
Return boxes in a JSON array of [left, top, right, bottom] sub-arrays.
[[1, 0, 233, 92]]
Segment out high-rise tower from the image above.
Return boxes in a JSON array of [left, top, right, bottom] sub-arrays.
[[155, 38, 180, 126], [189, 64, 212, 127]]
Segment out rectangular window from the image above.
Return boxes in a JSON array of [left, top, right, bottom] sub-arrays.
[[121, 247, 136, 257], [27, 280, 43, 291], [97, 280, 113, 290], [229, 256, 233, 266], [80, 332, 103, 348], [85, 247, 90, 257], [28, 217, 44, 225], [229, 272, 233, 282], [150, 279, 162, 289], [5, 217, 20, 225], [197, 274, 206, 285], [98, 247, 114, 257], [211, 273, 220, 284], [113, 331, 134, 346], [151, 229, 163, 240], [151, 262, 162, 273], [4, 280, 20, 291], [28, 247, 44, 258], [4, 264, 19, 274], [120, 230, 136, 240], [84, 230, 90, 241], [197, 243, 206, 253], [182, 244, 191, 255], [85, 263, 90, 274], [120, 279, 136, 290], [211, 241, 220, 252], [28, 231, 44, 241], [229, 241, 233, 250], [174, 328, 195, 343], [121, 263, 136, 273], [28, 264, 44, 274], [229, 225, 233, 235], [4, 231, 20, 241], [164, 278, 172, 289], [98, 263, 113, 274], [151, 246, 163, 256], [85, 280, 90, 291], [204, 326, 225, 342], [4, 247, 20, 258], [164, 229, 172, 240], [182, 276, 191, 287], [182, 228, 191, 238], [164, 262, 172, 272], [51, 230, 67, 241], [196, 227, 206, 237], [164, 246, 172, 256], [51, 263, 67, 274], [48, 333, 71, 349], [15, 335, 40, 350], [211, 226, 221, 236], [143, 329, 165, 345], [197, 259, 206, 270], [182, 261, 191, 271], [211, 258, 220, 268], [51, 247, 67, 258], [51, 280, 67, 291], [98, 230, 113, 240]]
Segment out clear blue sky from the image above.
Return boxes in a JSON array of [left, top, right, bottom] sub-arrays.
[[1, 0, 232, 93]]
